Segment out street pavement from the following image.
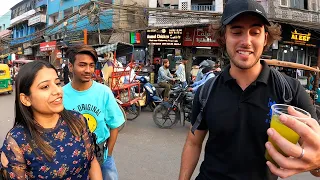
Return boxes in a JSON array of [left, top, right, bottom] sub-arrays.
[[0, 92, 317, 180]]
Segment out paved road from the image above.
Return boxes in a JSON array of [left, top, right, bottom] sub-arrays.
[[0, 93, 317, 180]]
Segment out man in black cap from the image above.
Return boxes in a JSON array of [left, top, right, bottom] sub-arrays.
[[179, 0, 320, 179]]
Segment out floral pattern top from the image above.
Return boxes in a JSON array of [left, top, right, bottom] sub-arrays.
[[0, 111, 95, 180]]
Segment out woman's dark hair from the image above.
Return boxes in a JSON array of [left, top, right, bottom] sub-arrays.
[[15, 60, 86, 161]]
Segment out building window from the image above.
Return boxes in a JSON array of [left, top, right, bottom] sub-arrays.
[[311, 0, 317, 11], [127, 10, 135, 23], [281, 0, 289, 6], [49, 13, 58, 25], [64, 7, 73, 19], [163, 4, 170, 9], [171, 5, 178, 9], [181, 2, 188, 10]]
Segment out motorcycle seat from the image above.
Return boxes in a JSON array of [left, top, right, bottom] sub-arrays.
[[152, 84, 161, 88]]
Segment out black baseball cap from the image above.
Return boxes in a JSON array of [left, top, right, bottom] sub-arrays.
[[222, 0, 270, 26]]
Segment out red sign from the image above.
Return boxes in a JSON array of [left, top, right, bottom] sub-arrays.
[[40, 41, 57, 52], [183, 27, 219, 47]]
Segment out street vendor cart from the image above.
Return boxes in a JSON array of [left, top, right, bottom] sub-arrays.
[[96, 42, 141, 120]]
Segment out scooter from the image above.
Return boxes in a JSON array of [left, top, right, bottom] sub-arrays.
[[136, 76, 162, 111]]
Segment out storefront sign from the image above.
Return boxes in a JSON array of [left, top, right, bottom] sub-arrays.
[[130, 32, 141, 44], [282, 24, 317, 47], [40, 41, 56, 52], [147, 28, 183, 46], [24, 48, 33, 55], [183, 27, 219, 47], [291, 30, 311, 42], [64, 29, 87, 46], [17, 47, 23, 55], [28, 14, 46, 26]]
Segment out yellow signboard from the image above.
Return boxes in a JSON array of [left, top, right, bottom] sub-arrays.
[[291, 30, 311, 42]]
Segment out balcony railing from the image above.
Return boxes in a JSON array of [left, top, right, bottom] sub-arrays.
[[191, 5, 215, 12], [267, 4, 319, 24]]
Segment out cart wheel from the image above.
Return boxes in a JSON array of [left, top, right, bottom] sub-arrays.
[[126, 102, 141, 121], [8, 91, 12, 94], [118, 104, 127, 132], [153, 104, 179, 129]]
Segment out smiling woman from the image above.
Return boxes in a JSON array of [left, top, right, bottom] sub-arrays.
[[0, 61, 102, 180]]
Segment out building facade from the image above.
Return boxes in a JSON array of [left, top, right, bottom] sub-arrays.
[[9, 0, 36, 48], [261, 0, 320, 68], [0, 11, 12, 62], [147, 0, 223, 74]]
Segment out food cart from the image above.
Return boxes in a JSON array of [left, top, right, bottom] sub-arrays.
[[96, 42, 141, 120]]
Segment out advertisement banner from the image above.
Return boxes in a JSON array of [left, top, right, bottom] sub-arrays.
[[147, 28, 183, 46], [40, 41, 56, 52], [183, 27, 219, 47]]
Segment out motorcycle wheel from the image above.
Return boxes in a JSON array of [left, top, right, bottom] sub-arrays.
[[153, 104, 179, 129], [148, 101, 158, 111], [126, 102, 141, 121], [118, 104, 127, 132]]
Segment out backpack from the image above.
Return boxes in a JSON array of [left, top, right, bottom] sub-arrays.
[[191, 68, 294, 134]]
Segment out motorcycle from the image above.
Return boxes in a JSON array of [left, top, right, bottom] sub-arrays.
[[136, 76, 162, 111], [152, 82, 194, 129]]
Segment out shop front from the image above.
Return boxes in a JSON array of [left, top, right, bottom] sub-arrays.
[[39, 41, 57, 63], [130, 31, 148, 64], [183, 26, 220, 66], [147, 28, 183, 71], [271, 24, 319, 67]]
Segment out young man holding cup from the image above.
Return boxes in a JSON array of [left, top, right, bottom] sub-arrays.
[[179, 0, 320, 179]]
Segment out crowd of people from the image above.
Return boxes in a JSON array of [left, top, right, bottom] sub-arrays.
[[1, 0, 320, 180]]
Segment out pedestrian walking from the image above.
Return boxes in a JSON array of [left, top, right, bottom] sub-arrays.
[[179, 0, 320, 179], [63, 45, 125, 180], [175, 56, 188, 88], [62, 60, 70, 85], [0, 60, 102, 179]]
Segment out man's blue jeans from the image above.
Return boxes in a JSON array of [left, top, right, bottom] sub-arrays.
[[101, 156, 118, 180]]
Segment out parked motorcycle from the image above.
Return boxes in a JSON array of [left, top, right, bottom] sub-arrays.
[[152, 83, 194, 128], [136, 76, 162, 111]]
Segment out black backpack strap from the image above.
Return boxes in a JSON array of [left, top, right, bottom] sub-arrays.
[[191, 75, 219, 134], [270, 68, 293, 104]]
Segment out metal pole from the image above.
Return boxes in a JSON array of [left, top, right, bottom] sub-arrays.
[[98, 26, 101, 45]]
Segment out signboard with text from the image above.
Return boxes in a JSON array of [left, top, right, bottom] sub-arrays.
[[183, 27, 219, 47], [64, 30, 87, 46], [147, 28, 183, 46], [28, 14, 46, 26], [40, 41, 56, 52], [281, 24, 317, 47]]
